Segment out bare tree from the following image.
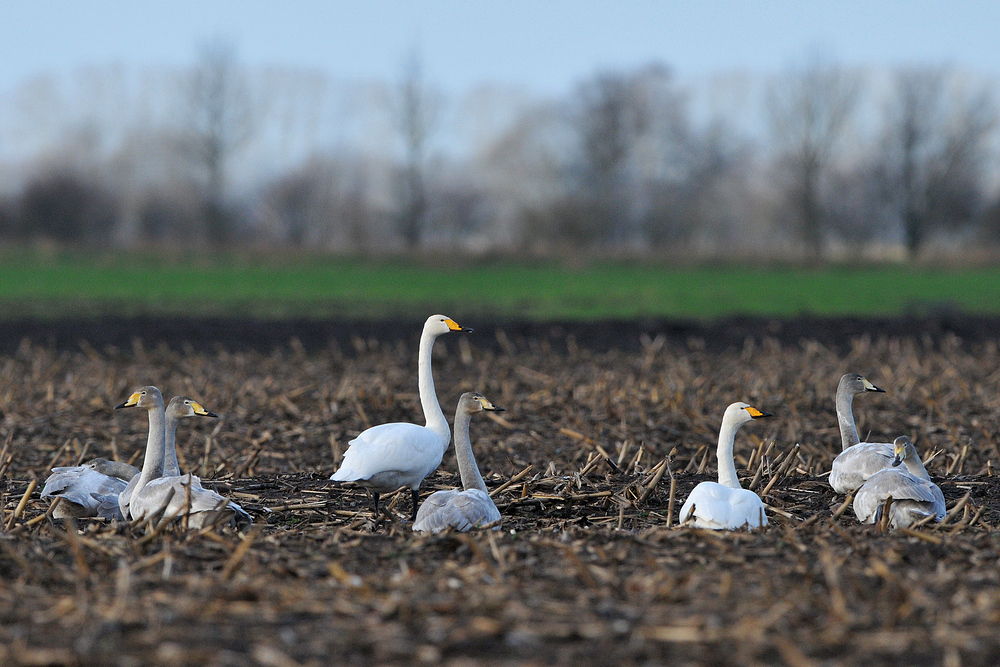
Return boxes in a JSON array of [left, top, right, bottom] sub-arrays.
[[392, 49, 441, 250], [571, 64, 687, 246], [767, 57, 861, 257], [183, 38, 256, 246], [878, 67, 998, 255]]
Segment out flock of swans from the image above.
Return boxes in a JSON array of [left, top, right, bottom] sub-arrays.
[[40, 314, 947, 534]]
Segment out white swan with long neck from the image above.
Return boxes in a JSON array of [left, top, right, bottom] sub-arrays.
[[828, 373, 894, 493], [331, 314, 472, 521], [413, 393, 503, 533], [678, 402, 772, 530], [853, 436, 945, 529], [115, 386, 250, 529]]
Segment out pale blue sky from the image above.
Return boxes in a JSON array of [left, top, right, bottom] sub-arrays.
[[2, 0, 998, 97]]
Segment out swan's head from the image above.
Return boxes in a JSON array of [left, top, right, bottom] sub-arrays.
[[725, 401, 773, 427], [892, 436, 916, 467], [459, 392, 504, 415], [167, 395, 219, 420], [424, 314, 473, 337], [840, 373, 885, 396], [115, 386, 164, 411]]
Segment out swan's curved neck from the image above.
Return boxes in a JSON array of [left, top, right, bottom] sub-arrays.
[[418, 329, 450, 449], [163, 412, 181, 477], [837, 386, 860, 451], [453, 410, 487, 493], [903, 447, 931, 481], [716, 415, 742, 489], [134, 404, 166, 496]]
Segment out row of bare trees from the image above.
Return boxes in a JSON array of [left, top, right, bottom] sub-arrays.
[[0, 44, 997, 259]]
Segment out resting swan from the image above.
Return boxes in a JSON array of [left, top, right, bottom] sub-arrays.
[[679, 402, 772, 530], [853, 436, 945, 529], [41, 458, 139, 520], [331, 314, 472, 521], [413, 393, 503, 533], [119, 393, 218, 516], [115, 386, 250, 529], [828, 373, 893, 493]]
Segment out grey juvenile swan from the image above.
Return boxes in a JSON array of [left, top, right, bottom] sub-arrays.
[[41, 458, 139, 520], [413, 393, 503, 533], [115, 386, 250, 529], [853, 436, 945, 529], [828, 373, 894, 493]]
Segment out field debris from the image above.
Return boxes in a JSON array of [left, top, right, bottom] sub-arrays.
[[1, 322, 1000, 664]]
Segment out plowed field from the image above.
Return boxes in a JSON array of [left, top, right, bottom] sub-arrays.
[[2, 317, 1000, 666]]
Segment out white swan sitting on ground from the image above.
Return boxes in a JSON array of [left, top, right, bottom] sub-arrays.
[[828, 373, 894, 493], [331, 314, 472, 521], [853, 436, 945, 529], [679, 402, 773, 530], [413, 393, 503, 533], [41, 458, 139, 520], [115, 386, 250, 529]]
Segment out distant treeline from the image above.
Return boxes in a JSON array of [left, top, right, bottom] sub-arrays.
[[0, 43, 998, 259]]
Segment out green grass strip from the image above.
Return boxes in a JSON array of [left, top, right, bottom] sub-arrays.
[[0, 252, 997, 319]]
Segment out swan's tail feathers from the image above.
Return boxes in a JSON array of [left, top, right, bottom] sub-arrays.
[[330, 467, 362, 483]]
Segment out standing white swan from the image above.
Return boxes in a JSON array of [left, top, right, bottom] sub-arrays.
[[828, 373, 894, 493], [41, 458, 139, 520], [115, 387, 250, 529], [853, 436, 945, 529], [331, 314, 472, 521], [679, 402, 773, 530], [413, 393, 503, 533]]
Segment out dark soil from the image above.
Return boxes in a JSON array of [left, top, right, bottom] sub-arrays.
[[1, 317, 1000, 666]]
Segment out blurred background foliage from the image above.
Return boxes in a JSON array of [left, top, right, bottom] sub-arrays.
[[0, 40, 998, 262]]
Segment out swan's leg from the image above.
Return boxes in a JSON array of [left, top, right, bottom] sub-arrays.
[[410, 488, 420, 523], [367, 490, 381, 519]]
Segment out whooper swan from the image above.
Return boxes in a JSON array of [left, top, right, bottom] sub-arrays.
[[853, 436, 945, 529], [331, 314, 472, 521], [115, 386, 250, 529], [41, 458, 139, 520], [679, 402, 772, 530], [413, 393, 503, 533], [828, 373, 894, 493]]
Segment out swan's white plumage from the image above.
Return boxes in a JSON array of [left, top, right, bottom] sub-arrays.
[[853, 436, 945, 529], [678, 402, 771, 531], [679, 483, 767, 530], [331, 315, 470, 520], [413, 393, 502, 533], [827, 373, 892, 494], [332, 422, 447, 492]]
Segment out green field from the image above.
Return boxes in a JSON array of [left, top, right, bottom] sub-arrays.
[[0, 252, 998, 319]]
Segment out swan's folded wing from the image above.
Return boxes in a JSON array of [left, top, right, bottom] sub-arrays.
[[41, 466, 86, 497], [854, 469, 944, 523], [332, 423, 443, 482], [413, 489, 500, 533], [43, 467, 128, 517], [131, 475, 250, 527], [830, 442, 894, 493]]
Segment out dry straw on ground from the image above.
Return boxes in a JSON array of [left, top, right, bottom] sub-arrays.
[[1, 322, 1000, 665]]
